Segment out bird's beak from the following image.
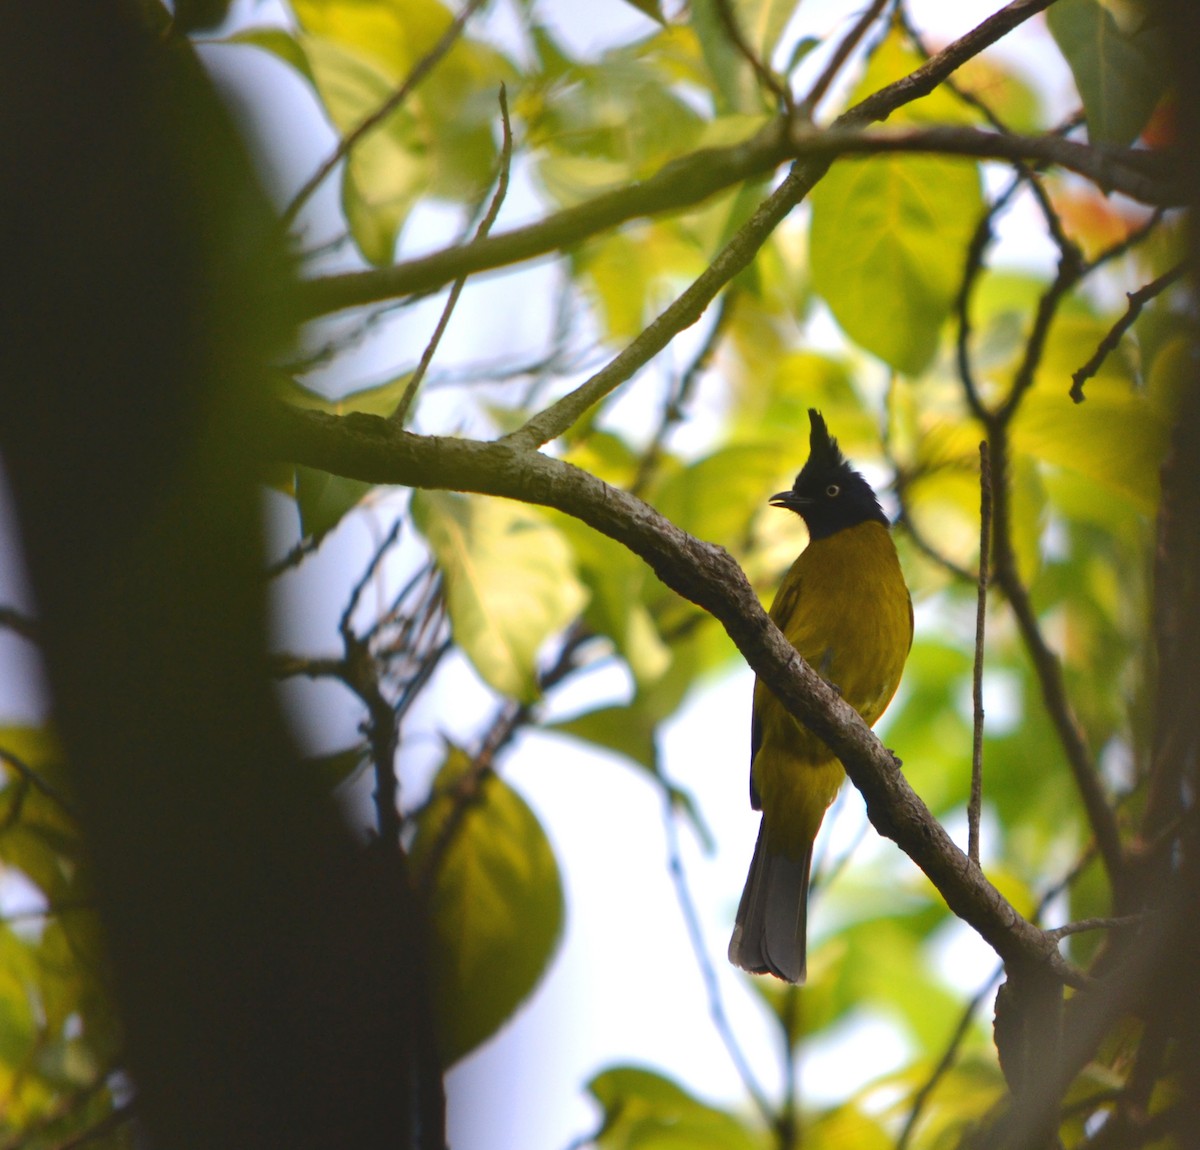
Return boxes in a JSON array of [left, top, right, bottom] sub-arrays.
[[769, 490, 808, 510]]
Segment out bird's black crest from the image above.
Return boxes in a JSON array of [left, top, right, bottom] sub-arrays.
[[770, 409, 888, 540], [805, 409, 844, 472]]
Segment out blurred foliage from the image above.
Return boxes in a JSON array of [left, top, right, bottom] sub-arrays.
[[0, 0, 1189, 1147]]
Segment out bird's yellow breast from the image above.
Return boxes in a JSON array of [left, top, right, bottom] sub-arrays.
[[752, 520, 912, 858]]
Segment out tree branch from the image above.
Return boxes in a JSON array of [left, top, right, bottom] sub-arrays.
[[265, 402, 1079, 984], [295, 0, 1103, 324], [390, 84, 513, 426], [968, 441, 991, 866], [293, 118, 795, 320], [1070, 261, 1187, 402]]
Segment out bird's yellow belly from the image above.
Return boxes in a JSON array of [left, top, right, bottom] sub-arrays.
[[751, 522, 911, 860]]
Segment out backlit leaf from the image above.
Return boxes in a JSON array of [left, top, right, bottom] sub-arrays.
[[1048, 0, 1169, 145], [588, 1065, 764, 1150], [412, 492, 588, 702], [294, 465, 373, 539], [411, 745, 564, 1066], [550, 704, 659, 773], [810, 154, 983, 375]]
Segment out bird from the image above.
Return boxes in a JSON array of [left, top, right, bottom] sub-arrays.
[[728, 409, 912, 984]]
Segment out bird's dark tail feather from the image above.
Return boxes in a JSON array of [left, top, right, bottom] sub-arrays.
[[728, 820, 810, 984]]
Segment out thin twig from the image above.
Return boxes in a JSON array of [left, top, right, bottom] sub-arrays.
[[801, 0, 893, 116], [1045, 913, 1149, 941], [1070, 262, 1187, 402], [0, 746, 75, 817], [265, 534, 323, 578], [661, 790, 774, 1125], [413, 624, 592, 892], [956, 173, 1025, 421], [714, 0, 793, 112], [968, 441, 991, 866], [896, 970, 1002, 1150], [391, 85, 514, 426], [897, 843, 1100, 1149], [339, 516, 404, 636], [279, 0, 487, 234]]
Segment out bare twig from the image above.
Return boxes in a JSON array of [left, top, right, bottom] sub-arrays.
[[1045, 913, 1149, 941], [801, 0, 893, 116], [968, 441, 991, 865], [777, 988, 799, 1150], [661, 790, 773, 1124], [896, 970, 1002, 1150], [0, 746, 75, 817], [413, 624, 592, 892], [391, 85, 514, 426], [1070, 261, 1187, 402], [339, 516, 404, 637], [714, 0, 793, 112], [956, 172, 1025, 420], [279, 0, 487, 234], [265, 534, 323, 578]]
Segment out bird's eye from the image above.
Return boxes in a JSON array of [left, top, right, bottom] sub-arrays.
[[825, 483, 840, 497]]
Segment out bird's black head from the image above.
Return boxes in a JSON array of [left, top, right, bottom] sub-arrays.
[[769, 409, 889, 541]]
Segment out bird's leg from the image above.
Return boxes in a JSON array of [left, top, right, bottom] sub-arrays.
[[817, 649, 841, 696]]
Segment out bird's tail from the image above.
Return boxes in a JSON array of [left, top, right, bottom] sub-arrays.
[[727, 820, 811, 984]]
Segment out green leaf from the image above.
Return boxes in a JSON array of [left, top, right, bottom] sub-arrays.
[[174, 0, 232, 33], [588, 1065, 765, 1150], [1048, 0, 1169, 145], [412, 492, 588, 703], [301, 746, 368, 791], [410, 746, 564, 1066], [806, 1104, 892, 1150], [234, 27, 314, 82], [1019, 330, 1170, 516], [294, 465, 374, 539], [277, 372, 414, 419], [654, 444, 791, 547], [809, 154, 983, 375], [555, 517, 670, 688], [550, 704, 658, 773], [690, 0, 761, 115], [305, 35, 429, 266], [617, 0, 666, 23]]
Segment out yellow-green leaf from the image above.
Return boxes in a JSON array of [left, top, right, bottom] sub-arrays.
[[810, 154, 983, 375], [412, 492, 588, 702], [410, 746, 564, 1066], [588, 1065, 765, 1150], [294, 465, 374, 539]]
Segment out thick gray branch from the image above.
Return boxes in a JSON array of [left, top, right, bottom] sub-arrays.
[[267, 403, 1076, 984]]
